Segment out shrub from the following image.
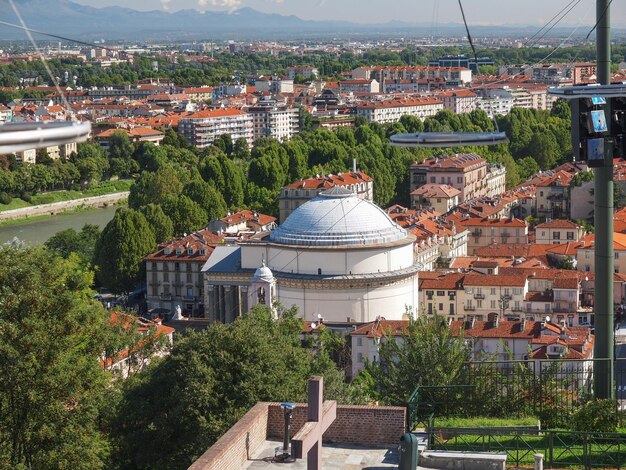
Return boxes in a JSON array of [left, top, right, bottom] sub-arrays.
[[21, 192, 32, 203], [0, 192, 12, 205], [570, 399, 618, 432]]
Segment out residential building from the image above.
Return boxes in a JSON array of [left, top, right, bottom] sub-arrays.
[[286, 66, 319, 80], [339, 79, 380, 94], [410, 183, 460, 213], [410, 153, 497, 203], [476, 88, 514, 118], [145, 230, 227, 317], [462, 273, 528, 321], [95, 126, 164, 149], [102, 312, 174, 379], [438, 89, 477, 114], [179, 108, 253, 148], [457, 217, 529, 255], [279, 171, 373, 223], [576, 232, 626, 274], [247, 105, 299, 142], [535, 220, 586, 244], [534, 170, 574, 219], [354, 97, 443, 124], [349, 317, 593, 376], [207, 209, 277, 234]]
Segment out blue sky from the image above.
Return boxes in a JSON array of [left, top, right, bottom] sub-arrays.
[[72, 0, 626, 27]]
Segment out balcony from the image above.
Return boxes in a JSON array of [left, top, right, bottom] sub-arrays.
[[474, 293, 485, 299], [511, 306, 523, 312], [183, 295, 196, 302], [160, 293, 172, 301], [465, 305, 476, 311]]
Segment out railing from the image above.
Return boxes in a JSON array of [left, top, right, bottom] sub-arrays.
[[428, 427, 626, 469], [465, 305, 476, 311], [406, 359, 626, 431], [474, 293, 485, 299], [160, 293, 172, 301]]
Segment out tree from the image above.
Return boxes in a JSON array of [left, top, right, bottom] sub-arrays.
[[111, 306, 344, 469], [94, 208, 156, 294], [108, 130, 134, 161], [213, 133, 233, 156], [182, 180, 227, 221], [364, 315, 469, 405], [525, 130, 560, 170], [45, 223, 100, 266], [232, 137, 250, 161], [0, 245, 113, 469], [140, 204, 174, 243], [517, 156, 542, 182], [161, 195, 209, 236], [128, 166, 183, 209]]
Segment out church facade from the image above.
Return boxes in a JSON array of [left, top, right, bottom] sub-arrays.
[[202, 187, 421, 323]]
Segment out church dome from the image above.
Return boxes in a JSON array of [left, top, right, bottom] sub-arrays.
[[252, 263, 275, 283], [269, 186, 407, 247]]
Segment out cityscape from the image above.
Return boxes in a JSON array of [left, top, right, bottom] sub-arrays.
[[3, 0, 626, 469]]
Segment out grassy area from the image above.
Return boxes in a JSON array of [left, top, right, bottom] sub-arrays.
[[434, 416, 539, 428], [432, 429, 626, 468], [0, 180, 133, 211]]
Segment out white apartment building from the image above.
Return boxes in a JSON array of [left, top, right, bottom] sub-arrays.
[[179, 108, 253, 148], [476, 88, 514, 118], [355, 97, 443, 124], [438, 89, 478, 114], [248, 105, 299, 142]]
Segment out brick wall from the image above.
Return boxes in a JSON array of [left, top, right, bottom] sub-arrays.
[[188, 402, 269, 470], [189, 402, 406, 469], [267, 403, 406, 446]]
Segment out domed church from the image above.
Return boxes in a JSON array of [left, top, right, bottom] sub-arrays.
[[202, 187, 420, 323]]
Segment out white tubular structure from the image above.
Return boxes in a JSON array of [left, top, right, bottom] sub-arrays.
[[390, 131, 509, 147], [548, 84, 626, 99], [0, 121, 92, 154]]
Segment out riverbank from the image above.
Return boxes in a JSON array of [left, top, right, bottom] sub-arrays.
[[0, 204, 122, 244], [0, 191, 129, 223]]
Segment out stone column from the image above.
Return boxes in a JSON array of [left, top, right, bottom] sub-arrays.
[[224, 286, 234, 323], [205, 285, 215, 321], [240, 286, 248, 316]]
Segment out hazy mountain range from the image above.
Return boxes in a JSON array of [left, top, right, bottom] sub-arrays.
[[0, 0, 619, 41]]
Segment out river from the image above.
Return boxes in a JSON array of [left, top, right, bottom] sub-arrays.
[[0, 205, 121, 245]]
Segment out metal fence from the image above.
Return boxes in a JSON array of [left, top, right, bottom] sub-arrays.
[[429, 427, 626, 469], [407, 358, 626, 430]]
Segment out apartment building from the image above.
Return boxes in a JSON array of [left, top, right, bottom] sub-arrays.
[[145, 230, 227, 317], [410, 153, 503, 203], [350, 317, 593, 377], [339, 79, 380, 94], [247, 105, 299, 142], [410, 183, 460, 213], [438, 89, 478, 114], [534, 170, 574, 219], [576, 232, 626, 274], [476, 88, 514, 118], [208, 209, 277, 234], [388, 205, 469, 270], [286, 66, 319, 80], [458, 217, 529, 255], [351, 65, 472, 85], [535, 219, 586, 245], [279, 172, 373, 223], [178, 108, 253, 148], [354, 97, 443, 124]]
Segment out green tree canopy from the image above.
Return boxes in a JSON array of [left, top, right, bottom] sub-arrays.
[[0, 245, 113, 469], [94, 207, 156, 293], [140, 203, 174, 244]]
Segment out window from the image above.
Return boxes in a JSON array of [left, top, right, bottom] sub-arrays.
[[513, 288, 522, 295], [356, 337, 363, 347], [187, 248, 194, 255], [490, 288, 496, 295], [430, 176, 436, 183], [358, 353, 364, 363], [439, 303, 444, 312], [450, 304, 455, 315], [151, 262, 157, 270], [476, 300, 482, 308], [428, 303, 433, 314], [491, 300, 496, 309], [567, 231, 574, 240], [187, 264, 192, 272], [437, 291, 445, 296], [175, 263, 180, 271], [457, 176, 463, 183], [616, 252, 620, 260], [553, 232, 560, 240], [426, 290, 434, 300], [186, 287, 193, 297], [186, 273, 192, 283]]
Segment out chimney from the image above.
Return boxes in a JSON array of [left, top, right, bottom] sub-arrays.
[[353, 158, 357, 173], [494, 314, 500, 328]]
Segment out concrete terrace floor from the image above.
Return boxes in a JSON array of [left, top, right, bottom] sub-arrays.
[[242, 440, 431, 469]]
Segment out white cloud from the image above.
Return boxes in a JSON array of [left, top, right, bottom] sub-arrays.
[[160, 0, 172, 10], [208, 0, 242, 9]]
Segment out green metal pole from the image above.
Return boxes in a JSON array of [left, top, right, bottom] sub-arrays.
[[594, 0, 615, 400]]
